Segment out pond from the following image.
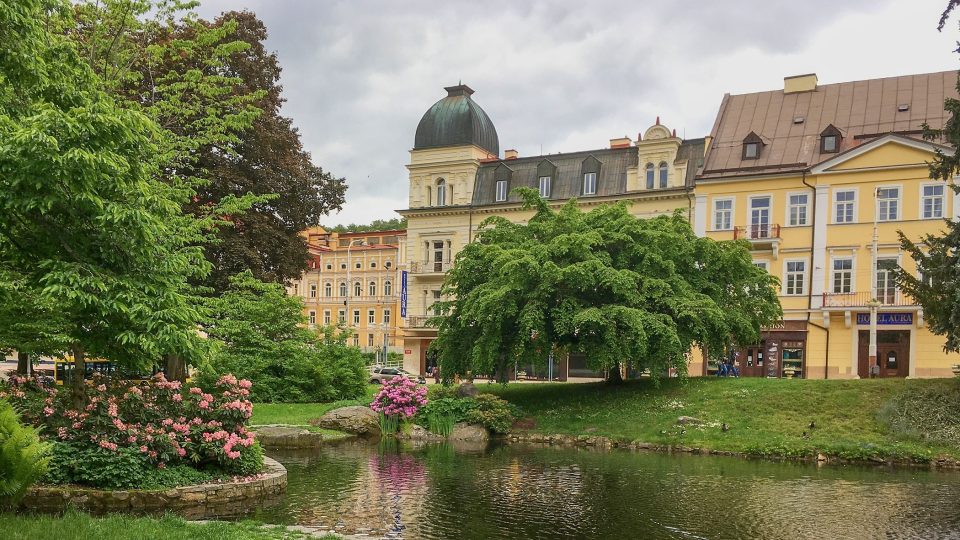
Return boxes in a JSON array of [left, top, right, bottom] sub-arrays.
[[255, 440, 960, 539]]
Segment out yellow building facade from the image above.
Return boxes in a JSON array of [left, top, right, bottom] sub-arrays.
[[289, 227, 407, 359], [399, 84, 704, 376], [696, 71, 960, 378]]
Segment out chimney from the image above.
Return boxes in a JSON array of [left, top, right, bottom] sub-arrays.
[[609, 136, 632, 149], [784, 73, 817, 94], [504, 149, 519, 159]]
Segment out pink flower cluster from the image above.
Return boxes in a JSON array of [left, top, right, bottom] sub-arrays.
[[369, 376, 428, 419], [1, 372, 259, 473]]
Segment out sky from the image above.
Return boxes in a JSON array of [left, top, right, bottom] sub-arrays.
[[196, 0, 960, 226]]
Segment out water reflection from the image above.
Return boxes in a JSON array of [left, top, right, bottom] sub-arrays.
[[256, 441, 960, 540]]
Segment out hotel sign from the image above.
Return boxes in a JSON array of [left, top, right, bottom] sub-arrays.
[[856, 313, 913, 325], [400, 270, 408, 317]]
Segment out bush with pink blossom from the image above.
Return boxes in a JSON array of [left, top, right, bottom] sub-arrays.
[[0, 372, 262, 489], [369, 376, 428, 435]]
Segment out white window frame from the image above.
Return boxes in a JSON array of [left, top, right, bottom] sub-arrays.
[[712, 197, 735, 231], [384, 280, 392, 296], [782, 259, 808, 296], [308, 310, 316, 325], [495, 180, 508, 202], [582, 172, 597, 195], [339, 282, 347, 297], [752, 260, 770, 272], [384, 309, 391, 324], [538, 176, 551, 198], [785, 191, 810, 227], [876, 255, 900, 304], [309, 283, 317, 298], [876, 185, 901, 222], [324, 282, 332, 297], [323, 310, 331, 325], [436, 179, 447, 207], [368, 281, 377, 296], [338, 309, 345, 323], [830, 256, 854, 294], [920, 182, 946, 220], [368, 309, 375, 324], [352, 310, 360, 325], [368, 334, 374, 347], [833, 188, 858, 224]]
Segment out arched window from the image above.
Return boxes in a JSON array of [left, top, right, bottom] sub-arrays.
[[436, 179, 447, 207], [384, 280, 392, 296], [645, 163, 654, 189], [324, 282, 332, 297], [338, 282, 347, 297], [369, 281, 377, 296], [659, 162, 668, 188], [354, 281, 362, 297]]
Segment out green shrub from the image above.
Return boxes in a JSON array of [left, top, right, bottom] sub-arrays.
[[139, 465, 216, 490], [878, 381, 960, 445], [0, 399, 50, 508], [418, 398, 476, 436], [427, 384, 460, 400], [44, 442, 148, 490], [464, 394, 517, 434], [228, 442, 264, 476]]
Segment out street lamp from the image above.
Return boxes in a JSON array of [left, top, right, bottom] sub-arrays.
[[868, 187, 880, 376], [345, 238, 366, 340]]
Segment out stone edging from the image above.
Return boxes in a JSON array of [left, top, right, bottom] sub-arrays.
[[504, 432, 960, 470], [253, 424, 354, 450], [19, 456, 287, 519]]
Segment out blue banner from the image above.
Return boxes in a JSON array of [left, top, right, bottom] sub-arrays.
[[856, 312, 913, 325], [400, 271, 408, 317]]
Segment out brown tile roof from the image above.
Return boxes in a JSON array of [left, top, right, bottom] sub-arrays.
[[699, 70, 958, 179]]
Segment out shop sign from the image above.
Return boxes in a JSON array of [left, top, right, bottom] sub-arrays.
[[404, 349, 412, 355], [856, 313, 913, 325], [400, 270, 408, 317]]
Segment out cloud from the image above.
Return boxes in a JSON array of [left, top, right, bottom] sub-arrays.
[[196, 0, 958, 225]]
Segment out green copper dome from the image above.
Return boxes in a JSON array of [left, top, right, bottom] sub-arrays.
[[414, 84, 499, 155]]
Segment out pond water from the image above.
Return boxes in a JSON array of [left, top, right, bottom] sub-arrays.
[[256, 440, 960, 540]]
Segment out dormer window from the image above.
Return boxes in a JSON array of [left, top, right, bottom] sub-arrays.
[[495, 180, 507, 202], [581, 155, 601, 195], [536, 160, 556, 199], [742, 132, 763, 160], [493, 163, 512, 202], [820, 124, 842, 154]]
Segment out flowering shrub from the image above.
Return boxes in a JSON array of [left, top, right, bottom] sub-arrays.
[[369, 376, 428, 434], [0, 373, 261, 488]]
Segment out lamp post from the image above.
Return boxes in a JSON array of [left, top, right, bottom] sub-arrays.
[[868, 187, 880, 376], [345, 238, 365, 342]]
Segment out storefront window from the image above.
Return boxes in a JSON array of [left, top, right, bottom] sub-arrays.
[[781, 341, 804, 378]]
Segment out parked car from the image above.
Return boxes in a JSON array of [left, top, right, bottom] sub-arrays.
[[369, 367, 426, 384]]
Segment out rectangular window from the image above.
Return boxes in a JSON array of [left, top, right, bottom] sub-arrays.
[[431, 290, 442, 316], [834, 190, 856, 223], [495, 180, 507, 202], [323, 310, 331, 325], [384, 309, 391, 324], [877, 187, 900, 221], [368, 334, 374, 347], [753, 261, 769, 272], [538, 176, 551, 198], [352, 310, 360, 325], [713, 199, 733, 230], [308, 311, 316, 325], [338, 309, 345, 323], [353, 334, 359, 346], [832, 258, 853, 294], [582, 172, 597, 195], [788, 193, 808, 226], [368, 309, 375, 324], [309, 284, 317, 298], [877, 258, 898, 304], [922, 184, 945, 219], [784, 260, 806, 296]]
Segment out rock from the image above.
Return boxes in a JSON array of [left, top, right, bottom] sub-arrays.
[[676, 416, 705, 426], [312, 406, 381, 436], [456, 382, 479, 398], [450, 422, 489, 441], [398, 424, 445, 442]]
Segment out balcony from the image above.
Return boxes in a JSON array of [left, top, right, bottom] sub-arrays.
[[406, 316, 436, 329], [409, 261, 452, 275], [821, 291, 916, 308], [733, 224, 781, 257]]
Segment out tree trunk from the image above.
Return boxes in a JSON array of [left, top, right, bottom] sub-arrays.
[[71, 344, 86, 409], [607, 362, 623, 385], [16, 351, 29, 375], [496, 353, 510, 384], [164, 353, 187, 382]]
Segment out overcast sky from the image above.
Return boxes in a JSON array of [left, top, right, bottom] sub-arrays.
[[196, 0, 959, 226]]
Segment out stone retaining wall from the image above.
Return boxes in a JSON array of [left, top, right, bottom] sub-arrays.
[[19, 456, 287, 519], [505, 432, 960, 469]]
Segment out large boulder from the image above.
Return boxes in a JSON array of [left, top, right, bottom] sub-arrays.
[[450, 422, 489, 441], [456, 382, 479, 398], [312, 406, 380, 436], [398, 424, 445, 442]]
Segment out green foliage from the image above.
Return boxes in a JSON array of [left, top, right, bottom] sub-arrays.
[[463, 394, 517, 434], [0, 400, 50, 508], [432, 190, 782, 382], [324, 218, 407, 233], [139, 464, 217, 490], [878, 380, 960, 445], [44, 443, 148, 490], [229, 441, 265, 477], [200, 272, 367, 402], [418, 398, 476, 436]]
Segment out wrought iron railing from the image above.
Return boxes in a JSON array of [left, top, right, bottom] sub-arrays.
[[734, 223, 781, 240], [821, 291, 915, 307]]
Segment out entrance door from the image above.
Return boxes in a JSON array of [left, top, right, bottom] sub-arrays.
[[750, 196, 771, 238], [739, 342, 766, 377], [858, 330, 910, 377]]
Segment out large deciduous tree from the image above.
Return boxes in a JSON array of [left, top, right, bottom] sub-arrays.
[[431, 190, 782, 383], [0, 0, 210, 400], [896, 3, 960, 353]]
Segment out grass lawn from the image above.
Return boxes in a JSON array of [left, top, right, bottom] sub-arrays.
[[251, 385, 377, 428], [482, 377, 960, 462], [0, 511, 338, 539]]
